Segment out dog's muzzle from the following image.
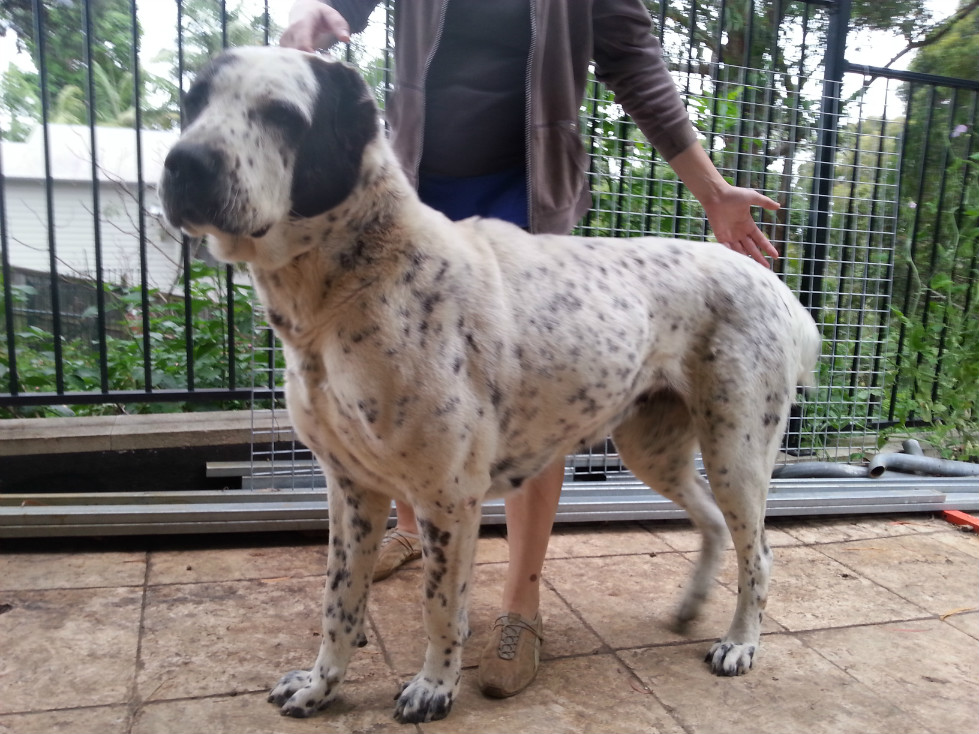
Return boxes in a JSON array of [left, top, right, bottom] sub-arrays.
[[161, 142, 248, 235]]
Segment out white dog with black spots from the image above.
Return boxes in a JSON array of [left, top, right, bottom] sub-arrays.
[[160, 46, 821, 724]]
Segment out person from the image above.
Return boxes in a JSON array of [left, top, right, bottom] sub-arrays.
[[281, 0, 780, 700]]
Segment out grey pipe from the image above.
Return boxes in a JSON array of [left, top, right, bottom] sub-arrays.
[[867, 453, 979, 478], [772, 462, 869, 479], [901, 439, 924, 456]]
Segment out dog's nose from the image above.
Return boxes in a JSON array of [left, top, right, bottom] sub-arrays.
[[164, 142, 223, 183], [161, 142, 225, 228]]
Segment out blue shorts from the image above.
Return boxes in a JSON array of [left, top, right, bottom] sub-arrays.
[[418, 166, 528, 228]]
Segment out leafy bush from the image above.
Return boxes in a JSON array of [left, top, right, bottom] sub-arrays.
[[0, 260, 275, 418]]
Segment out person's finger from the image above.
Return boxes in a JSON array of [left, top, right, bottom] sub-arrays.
[[747, 227, 779, 261], [738, 238, 769, 268], [281, 3, 350, 50], [748, 189, 780, 212]]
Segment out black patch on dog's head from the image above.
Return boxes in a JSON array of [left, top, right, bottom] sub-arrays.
[[181, 52, 241, 125], [290, 58, 379, 219]]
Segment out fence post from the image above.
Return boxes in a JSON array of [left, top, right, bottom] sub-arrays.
[[800, 0, 852, 316]]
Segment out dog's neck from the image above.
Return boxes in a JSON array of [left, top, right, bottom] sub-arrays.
[[247, 136, 422, 347], [249, 136, 415, 272]]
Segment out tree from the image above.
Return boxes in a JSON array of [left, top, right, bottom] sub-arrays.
[[0, 0, 279, 139], [0, 0, 177, 137]]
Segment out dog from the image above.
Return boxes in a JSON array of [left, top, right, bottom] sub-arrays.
[[159, 46, 821, 724]]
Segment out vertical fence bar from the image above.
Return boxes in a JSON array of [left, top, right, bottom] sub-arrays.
[[31, 0, 65, 393], [901, 85, 937, 413], [912, 86, 957, 403], [800, 0, 851, 316], [82, 0, 110, 393], [126, 0, 152, 394], [887, 85, 918, 421], [219, 0, 236, 392], [263, 0, 271, 46], [0, 143, 17, 396], [868, 105, 897, 422], [176, 0, 197, 394]]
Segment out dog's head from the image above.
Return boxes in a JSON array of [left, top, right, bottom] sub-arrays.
[[159, 46, 378, 260]]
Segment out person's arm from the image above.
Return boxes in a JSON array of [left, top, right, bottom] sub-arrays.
[[593, 0, 779, 267], [668, 141, 780, 265], [281, 0, 378, 51]]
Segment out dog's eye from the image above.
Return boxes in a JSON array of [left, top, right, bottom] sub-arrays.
[[256, 101, 307, 136], [181, 82, 210, 124]]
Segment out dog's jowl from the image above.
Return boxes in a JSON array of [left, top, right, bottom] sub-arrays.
[[160, 46, 821, 724]]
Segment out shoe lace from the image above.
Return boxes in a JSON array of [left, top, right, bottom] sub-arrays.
[[380, 529, 417, 553], [494, 615, 542, 661]]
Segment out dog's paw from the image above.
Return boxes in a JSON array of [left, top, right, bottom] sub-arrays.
[[268, 669, 338, 717], [393, 675, 456, 724], [705, 640, 756, 676], [672, 591, 708, 633]]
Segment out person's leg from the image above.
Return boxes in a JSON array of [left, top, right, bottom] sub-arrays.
[[478, 456, 565, 697], [393, 501, 418, 534], [373, 500, 422, 581], [500, 458, 565, 616]]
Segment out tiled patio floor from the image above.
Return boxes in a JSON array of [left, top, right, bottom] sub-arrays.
[[1, 514, 976, 733]]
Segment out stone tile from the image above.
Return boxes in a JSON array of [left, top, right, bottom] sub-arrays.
[[621, 634, 923, 734], [364, 567, 426, 677], [942, 611, 979, 641], [706, 545, 924, 631], [801, 620, 979, 734], [640, 519, 801, 554], [778, 514, 948, 545], [147, 543, 327, 585], [0, 705, 129, 734], [368, 563, 601, 678], [928, 525, 979, 558], [474, 526, 510, 565], [132, 687, 406, 734], [420, 654, 684, 734], [817, 534, 979, 616], [138, 577, 389, 703], [0, 588, 141, 714], [545, 521, 674, 558], [543, 553, 778, 650], [0, 550, 146, 591]]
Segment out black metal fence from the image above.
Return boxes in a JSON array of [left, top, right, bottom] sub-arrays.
[[1, 0, 976, 456]]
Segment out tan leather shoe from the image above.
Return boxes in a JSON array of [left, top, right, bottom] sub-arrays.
[[372, 528, 422, 581], [477, 612, 543, 698]]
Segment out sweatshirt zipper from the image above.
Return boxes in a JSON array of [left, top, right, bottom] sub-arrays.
[[524, 0, 538, 232]]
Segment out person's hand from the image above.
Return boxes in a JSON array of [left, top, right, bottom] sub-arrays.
[[281, 0, 350, 51], [702, 184, 780, 268]]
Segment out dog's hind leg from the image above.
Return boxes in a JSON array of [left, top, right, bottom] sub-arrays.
[[269, 475, 390, 717], [393, 499, 483, 724], [612, 390, 728, 630], [692, 380, 789, 677]]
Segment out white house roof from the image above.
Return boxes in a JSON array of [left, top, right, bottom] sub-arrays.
[[1, 124, 180, 184]]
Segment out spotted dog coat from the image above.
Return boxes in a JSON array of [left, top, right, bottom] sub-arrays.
[[160, 46, 821, 724]]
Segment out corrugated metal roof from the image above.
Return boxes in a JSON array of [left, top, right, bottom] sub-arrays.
[[1, 124, 179, 184]]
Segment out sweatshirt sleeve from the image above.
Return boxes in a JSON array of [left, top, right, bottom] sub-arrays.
[[319, 0, 381, 35], [591, 0, 698, 161]]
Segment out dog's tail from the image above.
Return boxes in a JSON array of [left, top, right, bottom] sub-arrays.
[[789, 301, 822, 392]]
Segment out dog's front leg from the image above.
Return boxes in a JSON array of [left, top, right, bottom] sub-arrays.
[[269, 477, 389, 717], [393, 502, 482, 724]]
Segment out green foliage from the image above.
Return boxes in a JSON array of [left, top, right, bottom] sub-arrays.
[[0, 260, 274, 418], [882, 145, 979, 459]]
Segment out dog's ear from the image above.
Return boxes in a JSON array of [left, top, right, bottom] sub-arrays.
[[290, 58, 379, 219]]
